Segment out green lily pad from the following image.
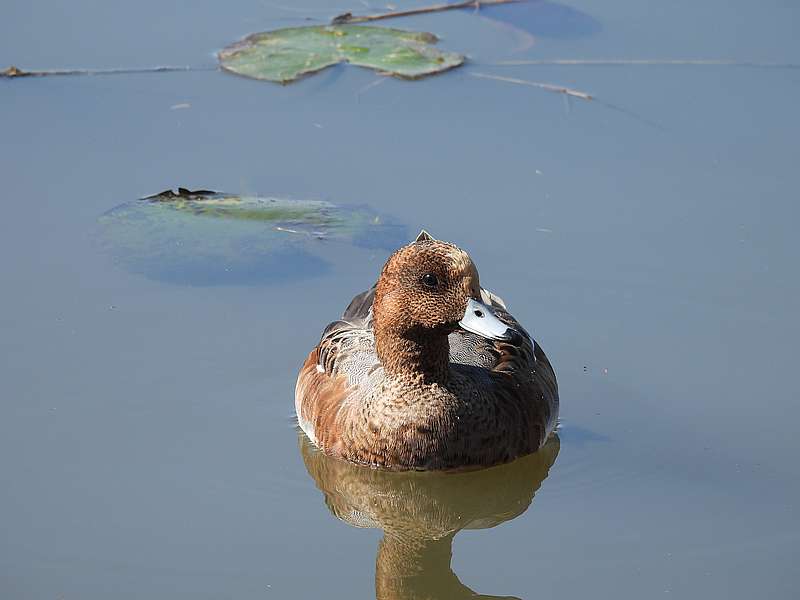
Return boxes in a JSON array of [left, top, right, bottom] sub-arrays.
[[218, 25, 464, 83], [97, 188, 407, 286]]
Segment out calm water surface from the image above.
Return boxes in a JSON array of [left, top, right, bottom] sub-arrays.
[[1, 1, 798, 598]]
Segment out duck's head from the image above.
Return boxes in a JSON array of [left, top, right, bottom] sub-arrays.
[[372, 235, 516, 343]]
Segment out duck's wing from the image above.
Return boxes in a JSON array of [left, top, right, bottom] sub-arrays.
[[317, 286, 378, 381], [342, 284, 376, 322], [295, 287, 380, 451]]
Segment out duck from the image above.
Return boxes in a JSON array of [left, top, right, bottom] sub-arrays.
[[295, 231, 558, 470]]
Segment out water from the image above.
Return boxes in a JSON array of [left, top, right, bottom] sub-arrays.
[[1, 0, 798, 598]]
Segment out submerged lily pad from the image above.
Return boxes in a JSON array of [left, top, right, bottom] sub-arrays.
[[218, 25, 464, 83], [97, 189, 407, 285]]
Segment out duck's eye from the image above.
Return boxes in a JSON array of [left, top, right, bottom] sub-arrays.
[[421, 273, 439, 288]]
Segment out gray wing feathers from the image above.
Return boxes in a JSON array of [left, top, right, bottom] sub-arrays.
[[342, 285, 376, 322], [317, 285, 379, 386]]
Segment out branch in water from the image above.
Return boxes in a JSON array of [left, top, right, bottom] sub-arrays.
[[1, 65, 213, 78], [470, 72, 593, 100], [470, 71, 666, 130], [489, 59, 800, 69], [332, 0, 522, 24]]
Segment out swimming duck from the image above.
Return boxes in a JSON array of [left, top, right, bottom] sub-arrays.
[[295, 231, 558, 470]]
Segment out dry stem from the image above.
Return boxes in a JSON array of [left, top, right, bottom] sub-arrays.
[[490, 59, 800, 68], [2, 65, 208, 78], [470, 72, 593, 100], [332, 0, 522, 24]]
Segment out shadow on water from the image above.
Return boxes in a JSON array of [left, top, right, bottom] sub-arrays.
[[119, 244, 333, 286], [299, 432, 560, 600], [556, 423, 611, 447], [476, 1, 602, 39]]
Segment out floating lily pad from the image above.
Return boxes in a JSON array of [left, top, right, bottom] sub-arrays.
[[218, 25, 464, 83], [97, 188, 407, 285]]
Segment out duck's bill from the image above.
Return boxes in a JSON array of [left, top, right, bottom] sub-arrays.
[[459, 298, 519, 342]]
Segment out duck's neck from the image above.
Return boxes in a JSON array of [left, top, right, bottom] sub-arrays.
[[376, 328, 450, 385]]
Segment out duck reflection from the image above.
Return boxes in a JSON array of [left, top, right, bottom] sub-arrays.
[[299, 432, 560, 600]]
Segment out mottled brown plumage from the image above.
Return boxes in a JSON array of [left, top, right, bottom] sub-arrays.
[[295, 233, 558, 470]]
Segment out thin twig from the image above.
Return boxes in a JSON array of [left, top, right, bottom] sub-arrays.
[[260, 2, 337, 14], [488, 59, 800, 69], [1, 65, 214, 79], [470, 71, 665, 130], [470, 71, 593, 100], [332, 0, 521, 24]]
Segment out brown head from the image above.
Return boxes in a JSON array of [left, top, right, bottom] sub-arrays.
[[372, 234, 518, 381]]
